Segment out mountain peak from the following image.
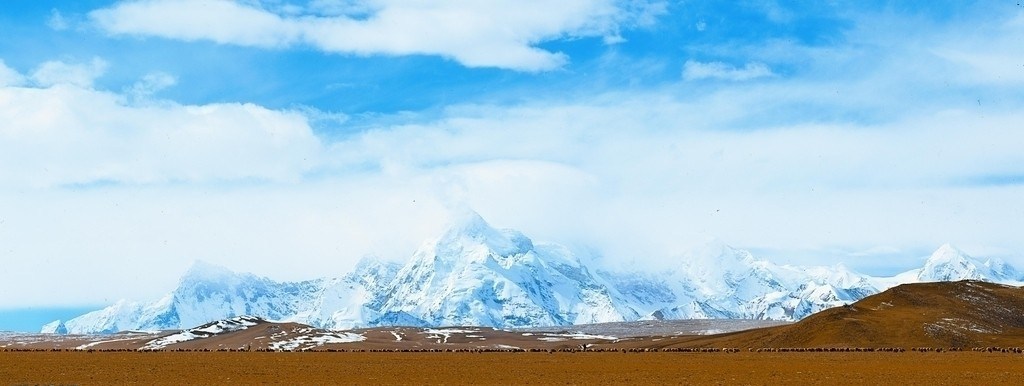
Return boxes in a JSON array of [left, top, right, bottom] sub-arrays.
[[441, 210, 495, 238], [180, 260, 242, 285], [679, 240, 753, 270], [922, 244, 972, 268], [434, 211, 534, 258], [40, 319, 68, 334], [918, 244, 982, 282], [352, 255, 387, 273], [930, 243, 964, 260], [350, 255, 401, 285]]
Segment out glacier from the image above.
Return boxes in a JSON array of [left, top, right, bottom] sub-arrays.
[[43, 214, 1024, 334]]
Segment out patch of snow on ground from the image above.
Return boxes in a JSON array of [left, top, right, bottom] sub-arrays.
[[517, 319, 789, 338], [0, 332, 158, 350], [420, 328, 481, 344], [139, 332, 201, 350], [537, 337, 566, 342], [194, 318, 258, 335], [423, 328, 481, 334], [390, 331, 403, 341], [534, 332, 617, 342], [75, 335, 149, 350], [139, 316, 262, 350], [924, 317, 1000, 339], [269, 332, 365, 351], [874, 302, 894, 310], [545, 333, 617, 340], [938, 318, 999, 334]]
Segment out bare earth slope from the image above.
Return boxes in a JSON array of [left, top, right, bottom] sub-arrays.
[[662, 280, 1024, 349]]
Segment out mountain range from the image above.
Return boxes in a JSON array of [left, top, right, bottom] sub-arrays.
[[42, 212, 1024, 334]]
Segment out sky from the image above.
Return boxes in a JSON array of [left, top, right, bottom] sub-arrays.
[[1, 0, 1023, 324]]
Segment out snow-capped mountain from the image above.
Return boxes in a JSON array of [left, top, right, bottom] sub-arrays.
[[44, 214, 1024, 334], [915, 244, 1021, 283], [289, 257, 400, 330], [40, 320, 68, 334], [52, 262, 324, 334], [602, 242, 878, 321], [378, 212, 637, 327]]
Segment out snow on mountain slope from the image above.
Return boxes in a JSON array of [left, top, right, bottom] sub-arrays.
[[916, 244, 1021, 283], [379, 212, 637, 328], [288, 257, 400, 330], [676, 242, 786, 299], [150, 261, 324, 330], [601, 242, 880, 321], [56, 257, 399, 334], [866, 244, 1024, 290], [57, 262, 328, 334], [60, 300, 148, 334], [40, 320, 68, 334], [45, 213, 1024, 334]]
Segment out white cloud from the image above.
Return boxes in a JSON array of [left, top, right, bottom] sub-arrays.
[[931, 14, 1024, 86], [3, 6, 1024, 307], [754, 1, 794, 24], [682, 60, 775, 81], [0, 62, 322, 188], [0, 58, 330, 306], [2, 85, 1023, 306], [88, 0, 665, 71], [30, 57, 108, 88], [47, 8, 70, 31], [0, 60, 25, 87], [303, 83, 1024, 273], [125, 71, 177, 100], [91, 0, 301, 47]]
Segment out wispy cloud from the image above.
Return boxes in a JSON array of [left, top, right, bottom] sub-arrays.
[[124, 71, 177, 101], [88, 0, 665, 72], [0, 60, 25, 87], [30, 57, 108, 88], [958, 174, 1024, 188], [46, 8, 69, 31], [682, 60, 774, 81], [931, 14, 1024, 86]]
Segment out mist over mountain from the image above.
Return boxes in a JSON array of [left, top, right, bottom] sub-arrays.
[[43, 214, 1024, 334]]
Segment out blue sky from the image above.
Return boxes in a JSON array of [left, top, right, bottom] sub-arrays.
[[1, 1, 1023, 329]]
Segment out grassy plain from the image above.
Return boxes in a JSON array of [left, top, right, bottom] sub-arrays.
[[3, 351, 1023, 385]]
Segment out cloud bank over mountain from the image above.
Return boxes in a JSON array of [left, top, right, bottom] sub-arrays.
[[45, 215, 1023, 333], [0, 1, 1021, 312]]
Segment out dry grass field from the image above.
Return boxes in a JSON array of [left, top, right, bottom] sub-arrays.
[[2, 351, 1024, 385]]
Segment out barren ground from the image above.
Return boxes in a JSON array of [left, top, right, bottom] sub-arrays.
[[2, 351, 1023, 385]]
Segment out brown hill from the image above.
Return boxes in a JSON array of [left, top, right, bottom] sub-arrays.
[[655, 280, 1024, 349]]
